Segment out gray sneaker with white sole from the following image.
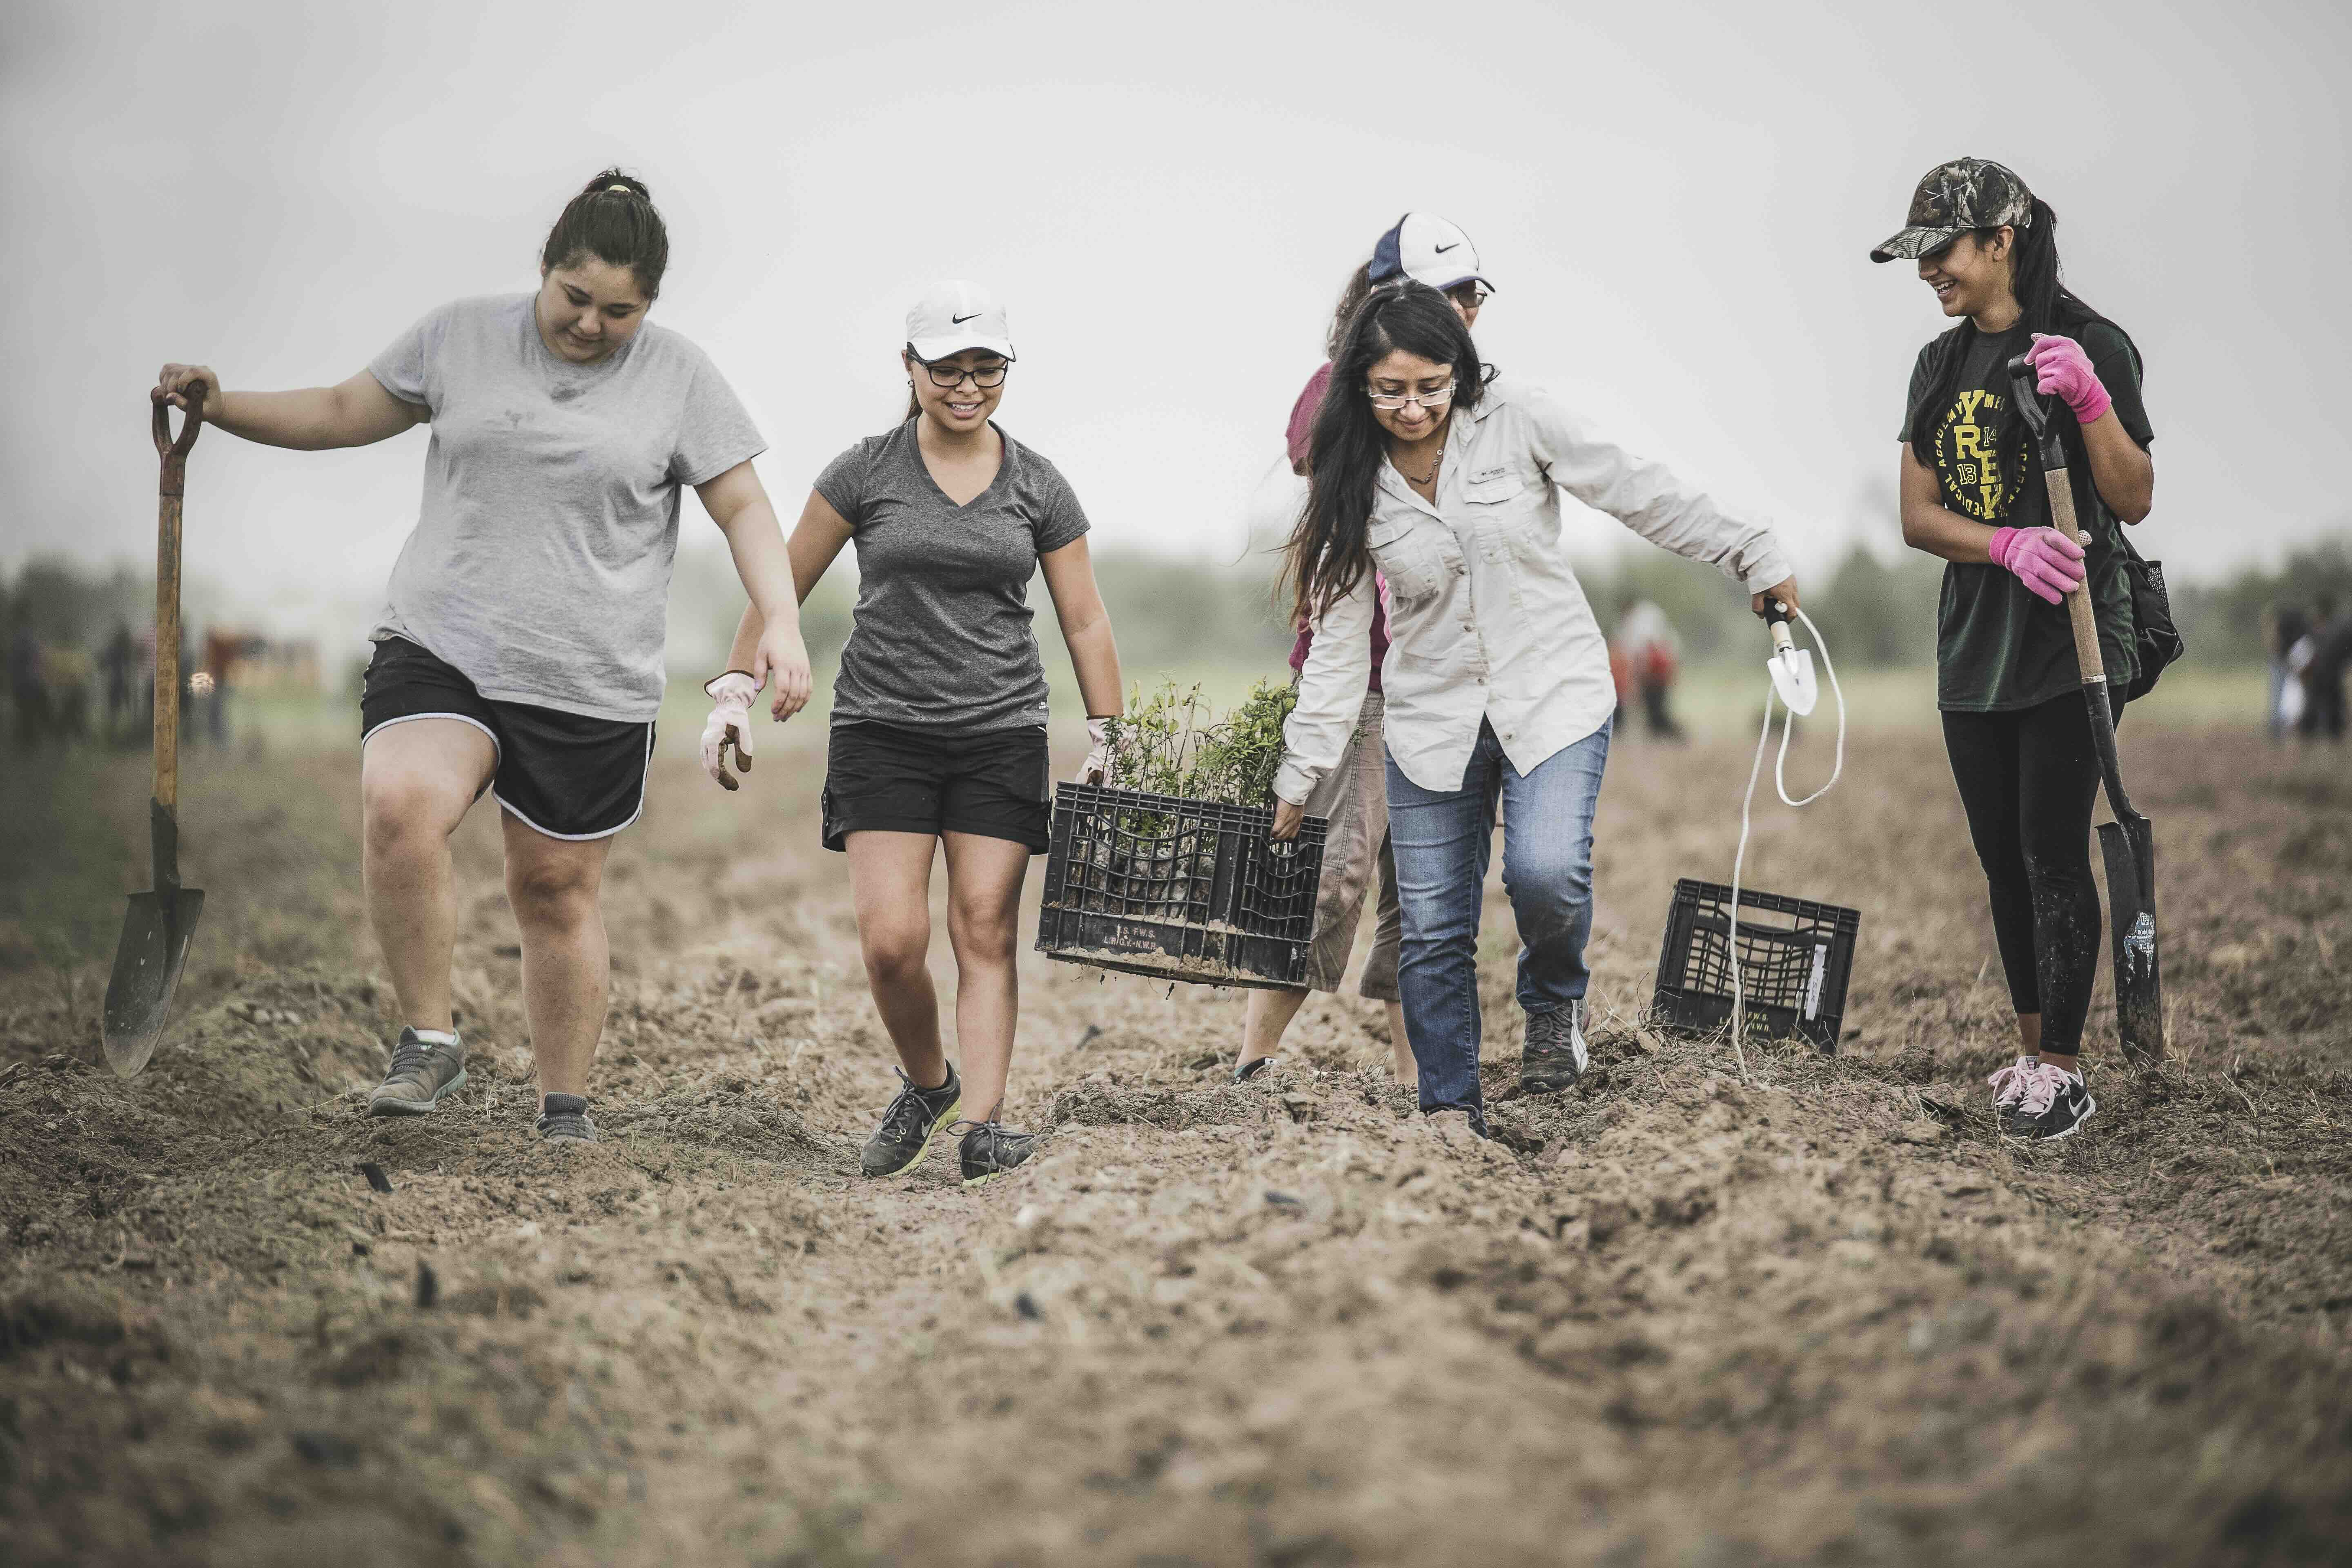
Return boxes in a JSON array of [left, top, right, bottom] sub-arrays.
[[367, 1027, 468, 1118]]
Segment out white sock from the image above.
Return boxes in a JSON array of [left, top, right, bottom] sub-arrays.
[[410, 1027, 458, 1047]]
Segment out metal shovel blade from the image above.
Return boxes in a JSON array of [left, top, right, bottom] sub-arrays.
[[1768, 648, 1818, 716], [102, 886, 205, 1078], [2098, 813, 2163, 1064]]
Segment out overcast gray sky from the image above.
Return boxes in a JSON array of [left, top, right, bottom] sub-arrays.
[[5, 0, 2346, 651]]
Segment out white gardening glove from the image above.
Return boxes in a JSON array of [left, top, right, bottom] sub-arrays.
[[1076, 717, 1113, 785], [701, 671, 760, 791]]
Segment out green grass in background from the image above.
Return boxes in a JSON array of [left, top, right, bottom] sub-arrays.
[[196, 661, 2272, 761]]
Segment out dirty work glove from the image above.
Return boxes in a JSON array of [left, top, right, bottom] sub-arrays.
[[1987, 526, 2085, 606], [1075, 717, 1113, 786], [2025, 333, 2112, 426], [700, 671, 759, 791]]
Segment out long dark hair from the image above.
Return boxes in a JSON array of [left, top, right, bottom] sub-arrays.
[[540, 169, 669, 299], [1284, 282, 1490, 622], [1905, 194, 2133, 470]]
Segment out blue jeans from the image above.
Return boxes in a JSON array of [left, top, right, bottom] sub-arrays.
[[1385, 718, 1610, 1131]]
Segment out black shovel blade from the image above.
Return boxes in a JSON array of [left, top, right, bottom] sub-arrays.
[[2098, 813, 2163, 1064], [102, 886, 205, 1078]]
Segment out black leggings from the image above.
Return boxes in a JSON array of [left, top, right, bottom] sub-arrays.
[[1941, 692, 2122, 1055]]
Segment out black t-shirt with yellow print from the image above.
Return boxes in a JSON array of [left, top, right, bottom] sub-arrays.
[[1899, 318, 2153, 713]]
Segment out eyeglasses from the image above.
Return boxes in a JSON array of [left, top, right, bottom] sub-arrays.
[[1365, 381, 1457, 411], [1446, 283, 1490, 310], [913, 357, 1009, 388]]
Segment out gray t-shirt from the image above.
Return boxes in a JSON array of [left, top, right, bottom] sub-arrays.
[[816, 420, 1090, 733], [367, 294, 765, 722]]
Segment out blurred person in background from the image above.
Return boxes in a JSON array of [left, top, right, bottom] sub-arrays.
[[1876, 158, 2153, 1142], [154, 170, 808, 1145], [1271, 283, 1795, 1138], [1613, 592, 1684, 740], [102, 620, 138, 744], [8, 624, 47, 746], [2264, 603, 2307, 741], [200, 625, 250, 746], [705, 281, 1120, 1188], [2298, 595, 2347, 742], [46, 644, 92, 743], [1234, 213, 1495, 1091]]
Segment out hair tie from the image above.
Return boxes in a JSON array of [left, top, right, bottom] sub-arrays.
[[605, 183, 634, 195]]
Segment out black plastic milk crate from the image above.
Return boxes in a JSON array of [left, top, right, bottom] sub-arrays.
[[1035, 782, 1328, 990], [1650, 878, 1861, 1052]]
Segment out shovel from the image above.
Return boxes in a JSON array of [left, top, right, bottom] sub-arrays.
[[2006, 354, 2164, 1064], [102, 388, 207, 1078]]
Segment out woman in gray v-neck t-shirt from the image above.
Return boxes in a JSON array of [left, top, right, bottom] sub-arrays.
[[815, 417, 1089, 733], [713, 279, 1124, 1187]]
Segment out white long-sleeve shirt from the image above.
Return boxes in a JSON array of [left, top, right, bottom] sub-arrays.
[[1273, 377, 1793, 802]]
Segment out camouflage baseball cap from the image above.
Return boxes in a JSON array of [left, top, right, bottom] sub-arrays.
[[1869, 158, 2034, 263]]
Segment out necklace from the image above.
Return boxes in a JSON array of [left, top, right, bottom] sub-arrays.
[[1400, 445, 1443, 486]]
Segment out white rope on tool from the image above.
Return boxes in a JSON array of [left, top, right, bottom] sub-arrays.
[[1726, 605, 1844, 1081]]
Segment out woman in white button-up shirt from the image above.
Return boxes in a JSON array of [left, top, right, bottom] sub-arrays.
[[1270, 283, 1797, 1136]]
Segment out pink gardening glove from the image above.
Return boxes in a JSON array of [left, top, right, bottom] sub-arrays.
[[2025, 333, 2111, 425], [1987, 526, 2086, 605]]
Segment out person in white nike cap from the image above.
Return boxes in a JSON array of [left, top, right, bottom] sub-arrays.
[[702, 279, 1123, 1188], [1230, 214, 1496, 1091]]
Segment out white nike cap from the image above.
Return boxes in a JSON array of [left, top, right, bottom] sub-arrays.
[[1367, 212, 1495, 294], [904, 279, 1016, 363]]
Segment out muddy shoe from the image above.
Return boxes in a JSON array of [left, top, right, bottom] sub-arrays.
[[2000, 1063, 2096, 1141], [1233, 1055, 1279, 1084], [1987, 1056, 2039, 1115], [1518, 1002, 1588, 1096], [367, 1027, 467, 1118], [957, 1120, 1038, 1187], [861, 1065, 962, 1178], [536, 1094, 598, 1143]]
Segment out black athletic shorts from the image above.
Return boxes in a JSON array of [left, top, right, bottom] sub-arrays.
[[821, 719, 1051, 853], [359, 636, 654, 841]]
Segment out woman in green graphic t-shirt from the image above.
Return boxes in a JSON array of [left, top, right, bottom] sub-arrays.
[[153, 172, 810, 1145], [1872, 158, 2155, 1143]]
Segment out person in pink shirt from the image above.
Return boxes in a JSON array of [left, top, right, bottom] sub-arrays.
[[1234, 214, 1496, 1087]]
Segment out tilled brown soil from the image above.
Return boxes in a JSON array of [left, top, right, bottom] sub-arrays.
[[4, 722, 2350, 1566]]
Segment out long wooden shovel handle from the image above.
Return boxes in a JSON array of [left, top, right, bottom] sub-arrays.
[[152, 390, 203, 812], [2043, 466, 2104, 686]]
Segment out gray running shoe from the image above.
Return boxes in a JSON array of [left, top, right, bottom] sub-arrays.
[[537, 1093, 598, 1143], [1233, 1055, 1279, 1084], [367, 1027, 467, 1118], [957, 1119, 1038, 1188], [1518, 1002, 1589, 1096], [860, 1065, 962, 1178]]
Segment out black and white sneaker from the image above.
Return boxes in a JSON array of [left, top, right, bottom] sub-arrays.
[[2000, 1062, 2096, 1141], [1987, 1055, 2038, 1116], [957, 1120, 1038, 1188], [1518, 1002, 1588, 1096], [860, 1065, 962, 1177], [1233, 1055, 1279, 1084], [536, 1094, 598, 1143]]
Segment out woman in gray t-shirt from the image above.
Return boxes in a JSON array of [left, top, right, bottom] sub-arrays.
[[151, 171, 810, 1145], [706, 280, 1123, 1188]]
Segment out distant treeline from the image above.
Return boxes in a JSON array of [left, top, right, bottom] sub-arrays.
[[15, 531, 2348, 691]]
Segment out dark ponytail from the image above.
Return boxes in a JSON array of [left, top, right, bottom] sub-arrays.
[[1905, 194, 2134, 471], [541, 169, 669, 299], [1325, 262, 1373, 361]]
